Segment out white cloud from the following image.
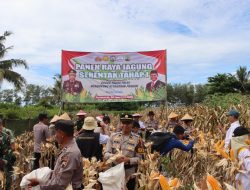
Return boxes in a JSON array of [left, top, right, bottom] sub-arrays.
[[0, 0, 250, 87]]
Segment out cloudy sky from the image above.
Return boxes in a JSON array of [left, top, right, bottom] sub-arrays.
[[1, 0, 250, 89]]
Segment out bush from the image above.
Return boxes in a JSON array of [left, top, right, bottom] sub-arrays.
[[4, 109, 21, 119]]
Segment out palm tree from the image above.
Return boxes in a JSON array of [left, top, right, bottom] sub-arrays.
[[236, 66, 250, 93], [50, 74, 62, 105], [0, 31, 28, 89]]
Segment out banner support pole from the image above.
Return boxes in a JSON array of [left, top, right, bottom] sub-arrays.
[[165, 49, 168, 126], [58, 102, 64, 115]]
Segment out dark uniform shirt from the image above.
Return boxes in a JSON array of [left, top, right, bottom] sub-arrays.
[[40, 139, 83, 190], [75, 120, 84, 132], [63, 80, 83, 94], [76, 131, 103, 160]]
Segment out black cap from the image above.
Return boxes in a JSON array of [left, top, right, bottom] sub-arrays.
[[120, 114, 133, 123], [148, 111, 155, 116], [68, 69, 77, 74], [133, 121, 140, 128], [173, 125, 185, 135], [55, 120, 74, 136]]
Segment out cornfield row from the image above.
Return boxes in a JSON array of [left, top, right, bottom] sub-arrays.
[[1, 102, 249, 189]]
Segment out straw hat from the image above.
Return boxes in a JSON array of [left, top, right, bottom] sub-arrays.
[[181, 114, 193, 121], [82, 117, 97, 130], [76, 110, 87, 116], [132, 113, 142, 117], [50, 115, 59, 123], [168, 112, 179, 119], [58, 113, 71, 121]]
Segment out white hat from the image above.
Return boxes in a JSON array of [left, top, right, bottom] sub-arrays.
[[132, 113, 142, 117], [82, 117, 97, 130], [96, 115, 104, 122], [76, 110, 87, 116]]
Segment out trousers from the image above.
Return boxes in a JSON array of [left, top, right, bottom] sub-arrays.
[[33, 152, 41, 170]]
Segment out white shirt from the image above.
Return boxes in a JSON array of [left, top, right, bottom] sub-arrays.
[[236, 148, 250, 190], [100, 134, 109, 144], [151, 80, 158, 87], [224, 120, 241, 149], [139, 121, 145, 129]]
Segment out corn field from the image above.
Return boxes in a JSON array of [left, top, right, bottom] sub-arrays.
[[1, 102, 250, 190]]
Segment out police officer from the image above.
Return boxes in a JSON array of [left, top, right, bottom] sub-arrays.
[[29, 120, 83, 190], [145, 111, 159, 139], [33, 113, 50, 170], [0, 119, 16, 190], [104, 114, 141, 190], [63, 69, 83, 95], [75, 110, 87, 132]]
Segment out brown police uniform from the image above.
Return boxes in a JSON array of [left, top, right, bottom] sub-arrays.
[[63, 80, 83, 94], [145, 120, 159, 130], [104, 132, 141, 179], [40, 139, 83, 190], [33, 122, 50, 170]]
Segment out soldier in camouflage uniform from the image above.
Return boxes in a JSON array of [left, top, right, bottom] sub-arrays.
[[0, 119, 16, 190], [105, 114, 143, 190]]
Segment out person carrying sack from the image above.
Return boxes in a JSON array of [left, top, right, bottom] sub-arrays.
[[104, 114, 141, 190]]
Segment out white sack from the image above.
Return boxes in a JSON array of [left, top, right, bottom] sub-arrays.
[[20, 167, 52, 190], [98, 162, 125, 190]]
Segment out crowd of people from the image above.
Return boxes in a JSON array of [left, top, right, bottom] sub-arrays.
[[0, 108, 249, 190]]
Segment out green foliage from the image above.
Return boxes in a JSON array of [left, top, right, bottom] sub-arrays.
[[4, 109, 20, 119], [24, 84, 52, 105], [203, 93, 250, 109], [133, 86, 166, 101], [50, 74, 62, 105], [62, 91, 94, 102], [207, 73, 241, 94], [0, 103, 59, 119], [236, 66, 250, 93], [167, 83, 208, 105], [0, 31, 28, 89]]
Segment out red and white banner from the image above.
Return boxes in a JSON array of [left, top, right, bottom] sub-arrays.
[[61, 50, 167, 102]]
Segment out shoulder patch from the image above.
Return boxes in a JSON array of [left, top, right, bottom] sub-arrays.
[[112, 132, 122, 137], [60, 155, 69, 168]]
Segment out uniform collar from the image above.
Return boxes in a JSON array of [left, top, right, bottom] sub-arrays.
[[152, 80, 158, 85], [62, 138, 75, 148], [231, 120, 240, 126]]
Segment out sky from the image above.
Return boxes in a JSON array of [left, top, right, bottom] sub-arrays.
[[1, 0, 250, 89]]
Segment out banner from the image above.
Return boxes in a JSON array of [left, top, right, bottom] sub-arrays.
[[61, 50, 166, 103]]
